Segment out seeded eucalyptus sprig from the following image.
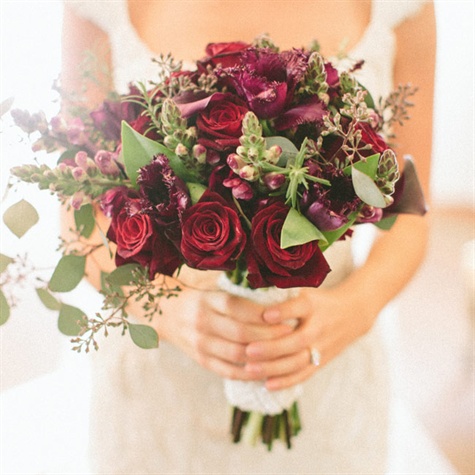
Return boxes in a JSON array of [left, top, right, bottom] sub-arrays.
[[71, 267, 181, 353], [378, 83, 418, 138]]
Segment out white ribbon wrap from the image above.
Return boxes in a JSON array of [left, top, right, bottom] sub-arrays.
[[217, 274, 303, 415]]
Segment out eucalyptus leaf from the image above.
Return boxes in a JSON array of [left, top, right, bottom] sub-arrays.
[[351, 167, 387, 208], [265, 136, 298, 165], [58, 148, 81, 163], [49, 255, 86, 292], [187, 182, 207, 204], [106, 263, 142, 286], [281, 208, 327, 249], [74, 204, 95, 238], [58, 303, 87, 336], [1, 96, 14, 118], [3, 199, 39, 238], [36, 288, 61, 311], [374, 214, 398, 231], [121, 121, 194, 185], [129, 323, 159, 349], [0, 254, 14, 274], [344, 153, 380, 179], [0, 289, 10, 326]]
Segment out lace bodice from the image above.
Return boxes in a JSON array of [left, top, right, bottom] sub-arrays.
[[65, 0, 428, 102]]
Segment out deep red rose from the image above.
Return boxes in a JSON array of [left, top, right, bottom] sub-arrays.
[[180, 191, 247, 270], [129, 114, 160, 140], [356, 122, 389, 155], [108, 200, 154, 261], [107, 199, 181, 278], [198, 42, 250, 70], [247, 201, 331, 289], [196, 95, 249, 151]]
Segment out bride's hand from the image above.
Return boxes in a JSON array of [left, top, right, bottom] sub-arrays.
[[244, 287, 377, 390], [155, 284, 294, 381]]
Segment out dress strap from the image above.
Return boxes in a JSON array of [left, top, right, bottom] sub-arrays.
[[371, 0, 430, 29]]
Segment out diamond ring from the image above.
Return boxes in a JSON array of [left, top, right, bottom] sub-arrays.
[[309, 346, 321, 367]]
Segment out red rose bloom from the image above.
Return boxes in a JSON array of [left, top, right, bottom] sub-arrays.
[[356, 122, 389, 155], [196, 95, 249, 151], [247, 201, 331, 289], [180, 191, 247, 270], [107, 198, 181, 278], [198, 41, 250, 70]]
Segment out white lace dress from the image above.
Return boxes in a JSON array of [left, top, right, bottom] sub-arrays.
[[63, 1, 442, 473]]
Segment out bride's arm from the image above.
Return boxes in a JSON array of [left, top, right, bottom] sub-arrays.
[[60, 6, 290, 380], [245, 2, 437, 390]]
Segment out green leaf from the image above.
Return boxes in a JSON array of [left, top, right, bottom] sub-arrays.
[[74, 204, 95, 238], [319, 214, 357, 251], [351, 167, 387, 208], [3, 199, 39, 238], [121, 121, 194, 185], [58, 303, 86, 336], [0, 289, 10, 325], [58, 148, 81, 163], [265, 136, 298, 165], [187, 182, 206, 204], [49, 255, 86, 292], [36, 288, 61, 310], [128, 323, 159, 349], [1, 96, 14, 118], [344, 153, 380, 179], [0, 254, 14, 274], [374, 214, 398, 231], [106, 263, 142, 286], [281, 207, 327, 249]]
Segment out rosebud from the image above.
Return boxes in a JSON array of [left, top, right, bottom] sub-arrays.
[[246, 147, 259, 161], [72, 167, 86, 181], [264, 145, 282, 164], [236, 145, 247, 157], [94, 150, 121, 177], [70, 191, 87, 210], [357, 205, 383, 224], [232, 181, 254, 200], [239, 165, 259, 181], [175, 143, 189, 157], [185, 126, 198, 140], [223, 177, 253, 200], [227, 153, 246, 172], [262, 172, 286, 190], [164, 135, 177, 149], [206, 149, 221, 165], [75, 151, 98, 175], [192, 144, 207, 164]]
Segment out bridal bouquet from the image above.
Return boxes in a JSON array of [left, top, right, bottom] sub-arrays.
[[3, 38, 426, 449]]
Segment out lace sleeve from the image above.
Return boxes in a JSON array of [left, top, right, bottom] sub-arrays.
[[372, 0, 430, 29]]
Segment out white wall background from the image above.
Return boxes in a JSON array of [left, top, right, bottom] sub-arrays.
[[0, 1, 474, 388]]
